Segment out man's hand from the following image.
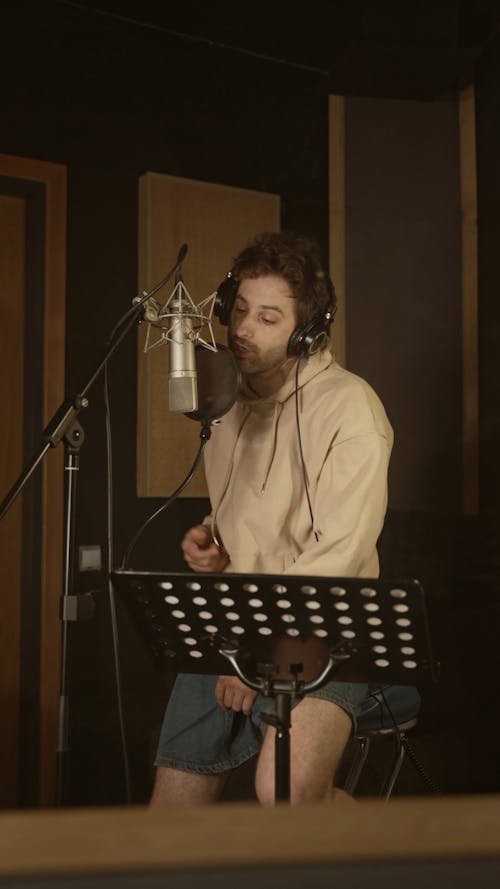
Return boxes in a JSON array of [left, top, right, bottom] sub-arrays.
[[181, 524, 229, 573], [215, 676, 257, 716]]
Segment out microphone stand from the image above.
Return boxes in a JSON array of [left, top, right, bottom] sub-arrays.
[[0, 244, 188, 805]]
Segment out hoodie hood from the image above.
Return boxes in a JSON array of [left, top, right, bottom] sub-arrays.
[[237, 348, 334, 407]]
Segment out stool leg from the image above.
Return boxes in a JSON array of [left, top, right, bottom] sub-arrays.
[[344, 736, 371, 795], [380, 732, 406, 801]]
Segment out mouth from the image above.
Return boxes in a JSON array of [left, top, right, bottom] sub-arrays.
[[230, 340, 255, 359]]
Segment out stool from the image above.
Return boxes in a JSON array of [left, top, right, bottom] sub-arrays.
[[344, 717, 418, 800]]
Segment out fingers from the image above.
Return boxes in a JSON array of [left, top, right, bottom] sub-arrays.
[[182, 525, 212, 554], [215, 676, 257, 716], [181, 525, 229, 573], [187, 525, 213, 548], [183, 543, 228, 573]]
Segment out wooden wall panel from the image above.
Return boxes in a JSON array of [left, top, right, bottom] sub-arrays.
[[459, 84, 479, 515], [0, 195, 25, 807], [137, 173, 280, 498], [328, 95, 346, 368]]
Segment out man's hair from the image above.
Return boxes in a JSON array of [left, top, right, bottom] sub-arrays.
[[230, 231, 334, 330]]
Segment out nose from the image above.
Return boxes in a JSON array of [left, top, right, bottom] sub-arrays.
[[232, 310, 254, 341]]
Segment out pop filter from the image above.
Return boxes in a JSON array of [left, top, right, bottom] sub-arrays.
[[185, 344, 241, 424]]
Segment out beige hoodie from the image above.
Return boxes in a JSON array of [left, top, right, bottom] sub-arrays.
[[204, 349, 393, 580]]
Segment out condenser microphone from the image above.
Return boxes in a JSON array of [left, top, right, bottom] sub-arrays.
[[140, 255, 222, 416], [168, 286, 198, 413]]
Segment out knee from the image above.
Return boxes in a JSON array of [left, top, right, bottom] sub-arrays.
[[255, 770, 332, 806], [289, 774, 332, 804]]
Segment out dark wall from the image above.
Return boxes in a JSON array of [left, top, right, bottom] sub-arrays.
[[344, 95, 462, 512]]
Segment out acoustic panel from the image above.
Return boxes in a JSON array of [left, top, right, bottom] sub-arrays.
[[137, 172, 279, 498]]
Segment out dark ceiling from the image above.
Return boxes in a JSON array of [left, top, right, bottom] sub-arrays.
[[54, 0, 500, 99]]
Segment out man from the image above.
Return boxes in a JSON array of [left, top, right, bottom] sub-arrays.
[[150, 231, 419, 806]]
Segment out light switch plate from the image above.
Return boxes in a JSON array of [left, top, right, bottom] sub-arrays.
[[78, 545, 102, 572]]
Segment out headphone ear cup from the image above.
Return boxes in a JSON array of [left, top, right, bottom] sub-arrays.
[[287, 319, 327, 358], [214, 275, 238, 326], [288, 275, 337, 357]]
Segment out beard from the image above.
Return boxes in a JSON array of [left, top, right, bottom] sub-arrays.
[[228, 337, 289, 377]]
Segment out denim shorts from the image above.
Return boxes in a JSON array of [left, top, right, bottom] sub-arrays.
[[155, 674, 421, 774]]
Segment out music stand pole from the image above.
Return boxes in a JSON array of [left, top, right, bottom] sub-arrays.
[[274, 692, 291, 801], [219, 648, 346, 802]]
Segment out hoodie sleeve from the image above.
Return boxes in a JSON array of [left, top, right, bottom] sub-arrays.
[[284, 429, 391, 578]]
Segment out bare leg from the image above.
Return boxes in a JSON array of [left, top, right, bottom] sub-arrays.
[[150, 766, 229, 807], [254, 697, 352, 805]]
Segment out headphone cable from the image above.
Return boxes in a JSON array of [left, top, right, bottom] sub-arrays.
[[294, 359, 319, 542]]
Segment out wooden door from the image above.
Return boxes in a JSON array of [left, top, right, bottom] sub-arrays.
[[0, 155, 66, 807]]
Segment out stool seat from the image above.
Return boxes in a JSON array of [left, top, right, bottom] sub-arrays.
[[356, 717, 418, 737]]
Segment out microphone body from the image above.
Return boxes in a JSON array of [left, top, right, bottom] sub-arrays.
[[168, 298, 198, 413]]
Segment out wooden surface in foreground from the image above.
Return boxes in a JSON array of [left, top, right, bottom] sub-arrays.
[[1, 795, 500, 877]]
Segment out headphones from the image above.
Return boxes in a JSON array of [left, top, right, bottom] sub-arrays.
[[214, 270, 337, 358]]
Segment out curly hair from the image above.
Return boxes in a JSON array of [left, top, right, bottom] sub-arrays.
[[230, 231, 336, 331]]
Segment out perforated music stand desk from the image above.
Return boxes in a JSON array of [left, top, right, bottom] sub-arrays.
[[112, 570, 436, 801]]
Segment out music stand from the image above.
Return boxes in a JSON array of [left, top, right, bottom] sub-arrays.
[[111, 570, 436, 802]]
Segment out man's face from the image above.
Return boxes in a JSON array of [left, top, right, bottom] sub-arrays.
[[227, 275, 297, 377]]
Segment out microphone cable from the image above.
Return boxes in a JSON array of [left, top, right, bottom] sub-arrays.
[[103, 364, 132, 803], [373, 685, 442, 795], [96, 244, 189, 804], [103, 370, 211, 805], [120, 421, 212, 570], [294, 359, 319, 543]]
